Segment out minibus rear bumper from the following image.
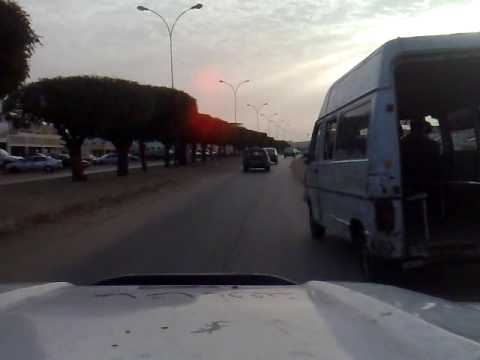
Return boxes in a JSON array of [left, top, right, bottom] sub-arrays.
[[403, 242, 480, 269]]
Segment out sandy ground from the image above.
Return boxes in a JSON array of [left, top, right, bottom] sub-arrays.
[[0, 158, 231, 234]]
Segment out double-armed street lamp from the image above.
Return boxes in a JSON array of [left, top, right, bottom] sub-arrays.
[[246, 102, 269, 131], [262, 113, 279, 136], [218, 79, 250, 125], [137, 3, 203, 88], [275, 119, 285, 140]]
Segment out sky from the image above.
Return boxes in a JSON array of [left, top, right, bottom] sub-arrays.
[[17, 0, 480, 141]]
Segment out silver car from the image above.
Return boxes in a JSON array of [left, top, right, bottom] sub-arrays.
[[6, 154, 63, 173], [93, 153, 139, 165], [0, 149, 23, 167]]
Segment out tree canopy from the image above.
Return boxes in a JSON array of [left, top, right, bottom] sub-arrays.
[[5, 75, 289, 178], [0, 0, 40, 98]]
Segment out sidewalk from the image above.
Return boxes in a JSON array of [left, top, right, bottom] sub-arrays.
[[0, 161, 164, 186], [0, 158, 238, 235]]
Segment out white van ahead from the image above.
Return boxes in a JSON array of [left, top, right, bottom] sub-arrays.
[[305, 32, 480, 279]]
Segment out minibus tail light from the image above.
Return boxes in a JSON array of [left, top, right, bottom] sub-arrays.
[[375, 199, 395, 233]]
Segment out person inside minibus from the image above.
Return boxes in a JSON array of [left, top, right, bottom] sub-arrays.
[[401, 118, 442, 195]]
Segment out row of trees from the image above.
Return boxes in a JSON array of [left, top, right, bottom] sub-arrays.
[[1, 1, 287, 181], [5, 76, 288, 181]]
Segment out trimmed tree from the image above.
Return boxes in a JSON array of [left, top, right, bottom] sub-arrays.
[[149, 86, 197, 167], [0, 0, 40, 98], [4, 76, 112, 181], [94, 79, 154, 176], [189, 113, 215, 162]]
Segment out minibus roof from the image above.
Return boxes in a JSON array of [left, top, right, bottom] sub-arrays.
[[319, 32, 480, 118]]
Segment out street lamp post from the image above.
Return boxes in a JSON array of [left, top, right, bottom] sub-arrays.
[[281, 119, 290, 140], [247, 102, 268, 131], [274, 119, 285, 139], [262, 113, 278, 136], [219, 79, 250, 124], [282, 123, 289, 140], [137, 3, 203, 88]]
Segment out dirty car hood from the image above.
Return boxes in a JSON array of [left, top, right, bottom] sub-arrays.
[[1, 281, 480, 359]]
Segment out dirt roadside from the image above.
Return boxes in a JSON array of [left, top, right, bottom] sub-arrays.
[[0, 159, 237, 235], [0, 158, 242, 282]]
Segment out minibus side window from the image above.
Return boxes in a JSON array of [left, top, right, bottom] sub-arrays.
[[323, 118, 337, 160], [335, 103, 370, 160], [314, 125, 323, 160], [309, 123, 320, 160]]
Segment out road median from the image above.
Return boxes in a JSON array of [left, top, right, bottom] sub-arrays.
[[0, 159, 237, 235]]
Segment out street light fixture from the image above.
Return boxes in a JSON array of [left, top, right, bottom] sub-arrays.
[[137, 3, 203, 88], [218, 79, 250, 125], [247, 102, 268, 131]]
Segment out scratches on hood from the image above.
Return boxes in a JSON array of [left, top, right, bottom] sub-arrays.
[[94, 293, 137, 300], [146, 292, 194, 299], [191, 321, 228, 334]]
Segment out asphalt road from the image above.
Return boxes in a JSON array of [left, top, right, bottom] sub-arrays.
[[1, 157, 479, 300], [0, 161, 164, 186], [0, 158, 362, 284], [66, 158, 363, 285]]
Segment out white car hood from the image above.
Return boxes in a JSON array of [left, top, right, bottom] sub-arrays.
[[1, 281, 480, 359]]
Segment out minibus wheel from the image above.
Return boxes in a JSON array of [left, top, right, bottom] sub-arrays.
[[361, 245, 403, 283], [308, 204, 325, 240]]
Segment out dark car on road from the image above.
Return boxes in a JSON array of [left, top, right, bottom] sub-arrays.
[[263, 147, 279, 164], [243, 147, 270, 172], [283, 147, 296, 158]]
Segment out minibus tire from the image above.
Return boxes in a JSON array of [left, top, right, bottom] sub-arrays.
[[309, 204, 325, 240], [361, 247, 403, 283]]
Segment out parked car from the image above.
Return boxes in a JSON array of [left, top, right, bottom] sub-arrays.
[[0, 149, 23, 168], [93, 153, 117, 165], [6, 154, 63, 173], [129, 154, 140, 162], [243, 147, 270, 172], [263, 147, 279, 164], [85, 154, 98, 162], [93, 153, 139, 165], [47, 153, 71, 167], [80, 159, 91, 168]]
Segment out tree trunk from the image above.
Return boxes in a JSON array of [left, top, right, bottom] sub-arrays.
[[114, 141, 132, 176], [164, 143, 171, 168], [175, 142, 187, 166], [201, 143, 207, 163], [191, 143, 197, 163], [68, 142, 86, 182], [140, 141, 147, 172]]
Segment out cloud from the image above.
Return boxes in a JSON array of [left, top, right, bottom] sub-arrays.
[[16, 0, 479, 140]]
